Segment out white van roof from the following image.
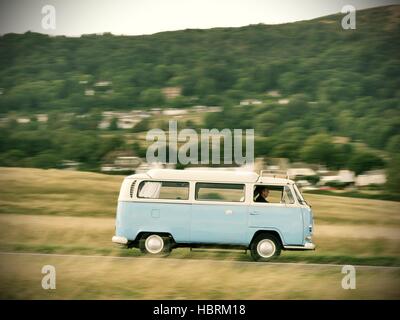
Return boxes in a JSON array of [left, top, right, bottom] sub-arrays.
[[127, 169, 292, 184]]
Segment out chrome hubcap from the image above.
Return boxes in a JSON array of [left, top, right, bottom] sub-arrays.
[[257, 239, 276, 258], [145, 235, 164, 254]]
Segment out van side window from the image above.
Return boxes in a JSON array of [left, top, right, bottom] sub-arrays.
[[195, 183, 245, 202], [137, 181, 189, 200], [253, 185, 295, 204]]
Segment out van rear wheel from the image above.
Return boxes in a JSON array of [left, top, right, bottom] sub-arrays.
[[139, 234, 171, 256], [250, 234, 281, 261]]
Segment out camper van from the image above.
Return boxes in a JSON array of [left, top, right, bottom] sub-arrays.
[[112, 169, 315, 261]]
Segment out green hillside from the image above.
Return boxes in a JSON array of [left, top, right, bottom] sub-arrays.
[[0, 5, 399, 112], [0, 5, 399, 191]]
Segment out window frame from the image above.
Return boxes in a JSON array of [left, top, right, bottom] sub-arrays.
[[252, 184, 296, 205], [136, 180, 190, 201], [293, 183, 306, 205], [194, 182, 246, 203]]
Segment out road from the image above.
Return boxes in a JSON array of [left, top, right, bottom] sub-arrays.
[[1, 251, 399, 269]]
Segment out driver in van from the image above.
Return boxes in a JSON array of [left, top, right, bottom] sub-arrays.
[[254, 186, 269, 203]]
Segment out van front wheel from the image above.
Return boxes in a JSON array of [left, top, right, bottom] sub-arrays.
[[250, 234, 281, 261], [139, 234, 171, 256]]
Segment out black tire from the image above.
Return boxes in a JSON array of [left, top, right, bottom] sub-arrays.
[[250, 234, 281, 262], [139, 234, 172, 256]]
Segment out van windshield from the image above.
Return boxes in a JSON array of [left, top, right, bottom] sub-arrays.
[[293, 183, 307, 205]]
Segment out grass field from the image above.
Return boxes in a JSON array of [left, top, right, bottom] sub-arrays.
[[1, 253, 399, 299], [2, 167, 400, 225], [0, 167, 399, 299]]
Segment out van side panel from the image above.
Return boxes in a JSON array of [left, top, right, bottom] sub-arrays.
[[247, 206, 304, 245], [115, 201, 191, 242], [190, 203, 248, 245]]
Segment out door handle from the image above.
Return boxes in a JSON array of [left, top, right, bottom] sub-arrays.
[[225, 209, 233, 215], [250, 211, 260, 215]]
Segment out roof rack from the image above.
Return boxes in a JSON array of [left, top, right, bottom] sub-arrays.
[[259, 170, 290, 179]]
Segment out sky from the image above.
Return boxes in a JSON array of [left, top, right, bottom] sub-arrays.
[[0, 0, 399, 36]]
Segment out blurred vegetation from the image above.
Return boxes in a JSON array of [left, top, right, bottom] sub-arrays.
[[0, 5, 399, 194], [0, 116, 127, 170]]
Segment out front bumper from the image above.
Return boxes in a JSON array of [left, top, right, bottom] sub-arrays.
[[283, 242, 316, 250], [304, 242, 316, 250], [112, 236, 128, 244]]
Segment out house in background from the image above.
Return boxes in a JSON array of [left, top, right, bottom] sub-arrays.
[[60, 160, 81, 171], [287, 167, 317, 179], [162, 108, 188, 116], [16, 117, 31, 124], [192, 105, 209, 113], [319, 170, 355, 185], [263, 158, 290, 172], [35, 114, 48, 122], [240, 99, 262, 106], [101, 151, 142, 173], [278, 98, 290, 105], [98, 111, 146, 129], [118, 116, 140, 129], [355, 170, 386, 187], [207, 106, 222, 112], [135, 162, 176, 174], [266, 90, 280, 97], [150, 108, 162, 115], [101, 156, 142, 173], [162, 87, 182, 100], [94, 81, 112, 87]]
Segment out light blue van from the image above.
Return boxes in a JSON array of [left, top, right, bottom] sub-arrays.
[[112, 169, 315, 261]]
